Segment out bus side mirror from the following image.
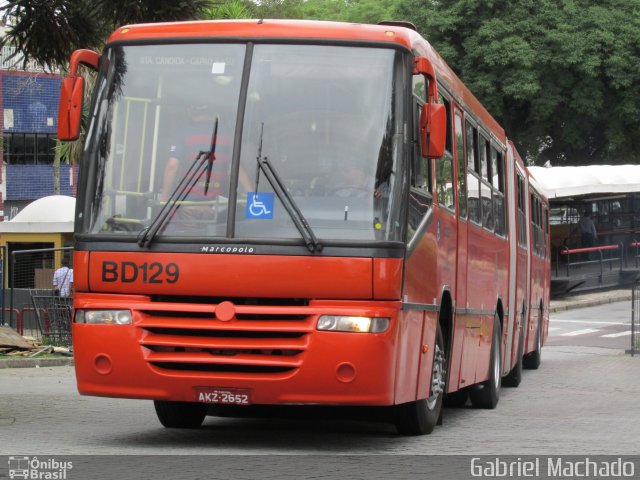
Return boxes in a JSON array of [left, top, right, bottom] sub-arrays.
[[57, 76, 84, 141], [57, 49, 100, 141], [414, 56, 446, 158], [420, 102, 446, 158]]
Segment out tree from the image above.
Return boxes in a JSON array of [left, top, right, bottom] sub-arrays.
[[394, 0, 640, 165], [250, 0, 305, 19], [204, 0, 253, 19]]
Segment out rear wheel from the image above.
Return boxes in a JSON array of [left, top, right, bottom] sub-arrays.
[[469, 314, 501, 409], [394, 325, 446, 435], [524, 309, 543, 370], [154, 400, 208, 428]]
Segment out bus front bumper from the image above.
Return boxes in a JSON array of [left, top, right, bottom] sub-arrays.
[[72, 303, 401, 407]]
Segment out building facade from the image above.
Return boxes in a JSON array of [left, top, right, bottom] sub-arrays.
[[1, 43, 69, 221]]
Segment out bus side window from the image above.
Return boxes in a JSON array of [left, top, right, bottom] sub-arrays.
[[493, 148, 506, 236], [480, 139, 493, 231], [407, 74, 434, 240], [466, 122, 480, 225], [455, 111, 467, 219], [435, 96, 455, 211], [544, 206, 550, 258], [517, 174, 527, 249]]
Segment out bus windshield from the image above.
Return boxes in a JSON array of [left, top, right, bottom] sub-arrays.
[[82, 43, 403, 244]]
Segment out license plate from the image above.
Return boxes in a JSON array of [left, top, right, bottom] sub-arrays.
[[195, 387, 251, 405]]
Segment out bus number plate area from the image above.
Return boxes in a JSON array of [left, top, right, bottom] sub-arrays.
[[195, 387, 251, 405]]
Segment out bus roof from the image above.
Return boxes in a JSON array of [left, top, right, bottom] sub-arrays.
[[107, 19, 417, 47], [107, 19, 506, 146]]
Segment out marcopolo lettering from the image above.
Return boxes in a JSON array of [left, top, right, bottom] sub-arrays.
[[201, 245, 256, 254]]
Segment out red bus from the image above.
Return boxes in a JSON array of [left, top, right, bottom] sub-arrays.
[[58, 19, 550, 435]]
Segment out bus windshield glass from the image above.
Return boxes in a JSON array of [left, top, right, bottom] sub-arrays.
[[83, 43, 403, 243]]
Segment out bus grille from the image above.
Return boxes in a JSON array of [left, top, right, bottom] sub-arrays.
[[137, 301, 313, 377]]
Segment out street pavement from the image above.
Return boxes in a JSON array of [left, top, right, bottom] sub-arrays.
[[548, 298, 633, 349], [0, 307, 638, 456], [0, 290, 637, 474]]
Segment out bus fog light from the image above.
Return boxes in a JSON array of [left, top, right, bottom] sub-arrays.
[[317, 316, 390, 333], [77, 309, 132, 325]]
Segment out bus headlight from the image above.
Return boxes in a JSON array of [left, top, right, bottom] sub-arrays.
[[316, 315, 390, 333], [75, 309, 132, 325]]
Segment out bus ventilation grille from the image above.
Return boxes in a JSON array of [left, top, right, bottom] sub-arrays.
[[137, 302, 313, 376]]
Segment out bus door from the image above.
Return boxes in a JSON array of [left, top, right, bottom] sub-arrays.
[[503, 144, 518, 374], [454, 109, 478, 388]]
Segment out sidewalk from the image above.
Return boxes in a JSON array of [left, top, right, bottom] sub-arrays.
[[550, 287, 632, 312], [0, 356, 74, 369]]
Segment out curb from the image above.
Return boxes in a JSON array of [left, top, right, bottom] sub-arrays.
[[0, 357, 74, 369], [550, 292, 632, 313]]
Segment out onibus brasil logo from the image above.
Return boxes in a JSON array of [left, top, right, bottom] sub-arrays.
[[8, 456, 73, 479]]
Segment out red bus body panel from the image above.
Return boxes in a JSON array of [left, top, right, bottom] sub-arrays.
[[69, 20, 549, 412]]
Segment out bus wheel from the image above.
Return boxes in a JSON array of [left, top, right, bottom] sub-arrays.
[[503, 329, 523, 387], [394, 325, 446, 435], [523, 310, 542, 370], [469, 314, 501, 409], [154, 400, 208, 428]]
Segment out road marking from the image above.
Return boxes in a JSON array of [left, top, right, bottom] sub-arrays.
[[551, 320, 628, 326], [548, 327, 561, 331], [600, 331, 632, 338], [560, 328, 600, 337]]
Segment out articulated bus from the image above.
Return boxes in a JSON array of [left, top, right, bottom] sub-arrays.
[[58, 20, 550, 435]]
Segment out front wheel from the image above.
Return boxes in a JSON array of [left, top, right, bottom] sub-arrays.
[[394, 326, 446, 435], [469, 314, 501, 409], [154, 400, 208, 428]]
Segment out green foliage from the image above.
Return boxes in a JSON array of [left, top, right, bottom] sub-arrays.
[[394, 0, 640, 165], [5, 0, 638, 165], [204, 0, 253, 19], [91, 0, 213, 25], [252, 0, 305, 19]]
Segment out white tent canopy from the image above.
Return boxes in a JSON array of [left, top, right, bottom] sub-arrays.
[[0, 195, 75, 233], [528, 165, 640, 199]]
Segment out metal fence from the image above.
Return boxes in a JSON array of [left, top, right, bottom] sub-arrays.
[[632, 281, 640, 357], [6, 247, 74, 346]]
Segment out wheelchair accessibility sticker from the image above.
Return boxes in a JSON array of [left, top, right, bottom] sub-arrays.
[[246, 192, 274, 219]]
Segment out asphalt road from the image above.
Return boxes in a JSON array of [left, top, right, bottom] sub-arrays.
[[548, 299, 633, 349], [0, 301, 637, 479]]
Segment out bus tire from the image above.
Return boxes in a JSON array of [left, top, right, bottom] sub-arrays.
[[154, 400, 208, 428], [523, 310, 542, 370], [469, 314, 501, 409], [503, 329, 523, 387], [394, 325, 446, 435]]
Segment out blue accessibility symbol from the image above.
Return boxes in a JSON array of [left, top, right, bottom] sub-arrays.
[[246, 192, 274, 219]]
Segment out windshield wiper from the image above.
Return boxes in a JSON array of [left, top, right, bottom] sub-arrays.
[[137, 116, 219, 248], [254, 123, 322, 253]]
